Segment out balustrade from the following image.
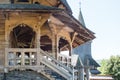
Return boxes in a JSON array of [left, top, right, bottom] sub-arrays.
[[5, 48, 77, 80], [5, 48, 73, 68], [6, 48, 37, 67], [58, 54, 72, 67]]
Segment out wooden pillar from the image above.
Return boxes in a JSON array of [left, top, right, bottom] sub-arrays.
[[55, 34, 59, 59], [69, 32, 77, 56], [79, 66, 84, 80], [86, 68, 90, 80], [52, 34, 59, 59], [52, 34, 55, 58], [21, 51, 25, 66], [69, 42, 73, 56], [85, 59, 90, 80], [29, 52, 32, 66], [5, 49, 8, 67], [36, 26, 41, 65], [5, 24, 10, 67]]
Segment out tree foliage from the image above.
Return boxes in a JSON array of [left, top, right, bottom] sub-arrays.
[[106, 55, 120, 80], [99, 55, 120, 80], [98, 59, 108, 75]]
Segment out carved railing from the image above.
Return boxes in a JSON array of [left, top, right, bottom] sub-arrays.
[[40, 49, 73, 73], [58, 54, 72, 67], [5, 48, 77, 80], [40, 49, 73, 80], [5, 48, 37, 67]]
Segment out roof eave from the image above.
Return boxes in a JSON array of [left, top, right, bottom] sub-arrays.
[[0, 4, 63, 12]]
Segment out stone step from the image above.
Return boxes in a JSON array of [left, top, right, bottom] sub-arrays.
[[40, 71, 55, 80], [43, 68, 66, 80], [0, 70, 50, 80]]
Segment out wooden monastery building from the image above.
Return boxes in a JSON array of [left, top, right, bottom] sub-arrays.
[[0, 0, 98, 80]]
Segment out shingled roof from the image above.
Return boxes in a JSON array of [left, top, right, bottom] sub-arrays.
[[90, 69, 101, 74], [60, 0, 72, 14], [0, 4, 62, 12], [79, 10, 86, 27], [87, 56, 100, 67], [73, 42, 100, 67]]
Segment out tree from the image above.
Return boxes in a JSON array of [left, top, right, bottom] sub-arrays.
[[106, 55, 120, 80], [98, 59, 108, 75]]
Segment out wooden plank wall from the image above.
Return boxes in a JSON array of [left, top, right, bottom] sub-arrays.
[[0, 13, 5, 66], [0, 0, 10, 4]]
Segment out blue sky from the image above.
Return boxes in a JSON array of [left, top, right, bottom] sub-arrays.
[[67, 0, 120, 60]]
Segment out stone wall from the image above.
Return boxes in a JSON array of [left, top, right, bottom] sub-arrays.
[[0, 70, 49, 80]]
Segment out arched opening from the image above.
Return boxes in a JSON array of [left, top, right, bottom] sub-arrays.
[[10, 24, 36, 48], [59, 38, 69, 52], [8, 24, 37, 66], [40, 35, 52, 52], [58, 38, 71, 66]]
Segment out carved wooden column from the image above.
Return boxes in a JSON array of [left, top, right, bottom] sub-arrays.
[[69, 42, 72, 56], [36, 14, 49, 65], [52, 34, 59, 59], [52, 34, 55, 58], [55, 34, 59, 59], [5, 23, 10, 67], [79, 66, 84, 80], [86, 59, 90, 80], [21, 51, 25, 66], [49, 22, 59, 59], [69, 32, 77, 56], [36, 25, 41, 66]]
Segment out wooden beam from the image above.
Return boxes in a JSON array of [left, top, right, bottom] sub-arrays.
[[53, 12, 95, 40], [70, 32, 78, 43]]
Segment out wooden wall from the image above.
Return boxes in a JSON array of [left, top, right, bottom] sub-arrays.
[[0, 13, 5, 65], [0, 0, 10, 4]]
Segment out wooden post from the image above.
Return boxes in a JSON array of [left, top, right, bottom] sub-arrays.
[[69, 42, 73, 56], [55, 34, 59, 59], [36, 26, 41, 66], [52, 34, 59, 59], [69, 32, 77, 56], [86, 59, 90, 80], [79, 66, 84, 80], [5, 48, 8, 67], [29, 52, 32, 66], [5, 24, 10, 67], [21, 51, 25, 66], [52, 34, 55, 58]]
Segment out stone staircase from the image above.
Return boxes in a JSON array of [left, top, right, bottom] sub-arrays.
[[0, 70, 49, 80], [40, 49, 73, 80], [40, 67, 66, 80], [4, 48, 77, 80]]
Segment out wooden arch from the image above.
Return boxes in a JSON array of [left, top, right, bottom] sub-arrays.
[[9, 23, 36, 48]]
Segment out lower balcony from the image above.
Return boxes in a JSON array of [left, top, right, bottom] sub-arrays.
[[5, 48, 72, 70], [5, 48, 41, 70]]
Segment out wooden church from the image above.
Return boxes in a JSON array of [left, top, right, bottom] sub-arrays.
[[0, 0, 96, 80]]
